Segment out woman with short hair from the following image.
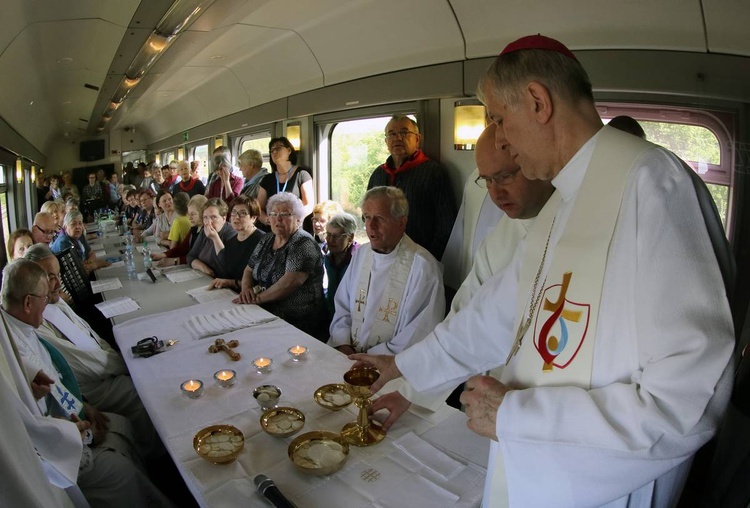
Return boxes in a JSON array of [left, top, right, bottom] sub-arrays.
[[50, 210, 110, 271], [312, 200, 344, 250], [234, 192, 325, 339], [323, 212, 359, 321], [152, 194, 207, 267], [7, 229, 34, 261], [167, 192, 192, 248], [207, 195, 265, 290], [187, 198, 237, 276]]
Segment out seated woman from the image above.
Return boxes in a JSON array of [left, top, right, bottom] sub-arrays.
[[50, 210, 110, 271], [40, 200, 65, 235], [151, 191, 176, 247], [233, 192, 326, 340], [207, 195, 265, 290], [152, 195, 207, 267], [187, 198, 236, 276], [7, 229, 34, 261], [132, 189, 156, 238], [323, 213, 359, 321], [311, 200, 344, 251], [167, 192, 192, 248]]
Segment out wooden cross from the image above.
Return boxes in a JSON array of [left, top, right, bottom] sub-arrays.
[[378, 298, 398, 323], [208, 338, 241, 361], [355, 289, 366, 312]]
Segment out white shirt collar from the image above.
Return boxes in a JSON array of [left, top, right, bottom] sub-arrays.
[[551, 128, 604, 202]]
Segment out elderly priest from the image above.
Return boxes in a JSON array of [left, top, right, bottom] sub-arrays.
[[328, 186, 444, 355]]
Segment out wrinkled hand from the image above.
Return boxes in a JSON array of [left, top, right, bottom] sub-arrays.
[[31, 370, 54, 400], [83, 403, 109, 444], [233, 288, 255, 304], [347, 354, 402, 394], [217, 166, 230, 183], [204, 222, 218, 240], [208, 278, 232, 290], [460, 375, 511, 441], [70, 414, 91, 440], [369, 391, 411, 431]]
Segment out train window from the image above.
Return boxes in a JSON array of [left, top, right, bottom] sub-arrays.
[[239, 134, 272, 167], [0, 165, 9, 254], [190, 144, 209, 182], [163, 151, 175, 164], [328, 115, 416, 216], [601, 105, 734, 230]]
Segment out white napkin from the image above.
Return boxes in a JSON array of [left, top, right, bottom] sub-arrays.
[[393, 431, 463, 480]]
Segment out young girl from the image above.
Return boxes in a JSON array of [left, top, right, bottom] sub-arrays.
[[7, 229, 34, 260]]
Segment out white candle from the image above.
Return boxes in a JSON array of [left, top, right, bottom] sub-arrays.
[[213, 369, 236, 388], [180, 379, 204, 399], [252, 357, 273, 374], [288, 345, 308, 361]]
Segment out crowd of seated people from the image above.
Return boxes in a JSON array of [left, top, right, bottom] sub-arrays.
[[152, 194, 207, 267], [50, 210, 110, 272], [188, 197, 236, 276]]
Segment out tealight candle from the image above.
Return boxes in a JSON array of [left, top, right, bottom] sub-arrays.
[[288, 345, 308, 362], [213, 369, 236, 388], [252, 357, 273, 374], [180, 379, 204, 399]]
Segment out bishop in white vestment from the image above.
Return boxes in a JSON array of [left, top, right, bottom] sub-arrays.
[[328, 186, 444, 355], [355, 37, 734, 507]]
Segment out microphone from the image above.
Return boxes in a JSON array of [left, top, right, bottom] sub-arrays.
[[254, 474, 298, 508]]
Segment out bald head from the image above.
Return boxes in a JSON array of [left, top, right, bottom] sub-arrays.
[[474, 124, 553, 220], [32, 213, 56, 245]]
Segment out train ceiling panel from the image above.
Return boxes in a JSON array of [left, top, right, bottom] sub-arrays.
[[703, 0, 750, 56], [2, 0, 750, 157], [450, 0, 706, 58]]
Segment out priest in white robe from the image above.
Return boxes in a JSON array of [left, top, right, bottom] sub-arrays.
[[376, 124, 554, 423], [353, 35, 734, 507], [441, 167, 504, 290], [328, 186, 444, 355], [1, 259, 173, 508], [26, 243, 160, 460]]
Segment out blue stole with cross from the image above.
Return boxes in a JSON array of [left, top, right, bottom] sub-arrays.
[[38, 337, 85, 419]]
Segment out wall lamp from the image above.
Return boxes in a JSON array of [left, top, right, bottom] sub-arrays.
[[286, 123, 301, 150], [31, 165, 36, 184], [454, 100, 486, 150], [177, 147, 185, 160], [15, 158, 23, 183]]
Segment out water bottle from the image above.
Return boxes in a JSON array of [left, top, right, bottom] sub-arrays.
[[142, 241, 153, 270], [125, 245, 137, 280]]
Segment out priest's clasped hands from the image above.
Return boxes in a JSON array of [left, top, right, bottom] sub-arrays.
[[350, 353, 512, 441]]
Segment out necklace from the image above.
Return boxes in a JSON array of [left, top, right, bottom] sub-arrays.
[[506, 216, 556, 364]]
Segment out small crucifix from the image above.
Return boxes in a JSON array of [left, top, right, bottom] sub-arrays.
[[355, 289, 367, 312], [208, 338, 241, 361], [378, 298, 398, 323]]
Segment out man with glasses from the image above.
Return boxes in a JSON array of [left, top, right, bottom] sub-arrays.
[[26, 243, 161, 462], [32, 212, 58, 245], [1, 259, 172, 507], [329, 186, 444, 355], [367, 114, 457, 261]]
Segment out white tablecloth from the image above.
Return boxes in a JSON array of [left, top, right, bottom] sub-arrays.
[[114, 299, 488, 507]]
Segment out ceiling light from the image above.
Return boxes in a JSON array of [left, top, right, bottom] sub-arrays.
[[157, 0, 217, 36], [57, 57, 73, 64], [210, 55, 225, 60]]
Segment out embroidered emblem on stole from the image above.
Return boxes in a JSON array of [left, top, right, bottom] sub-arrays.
[[533, 271, 590, 372]]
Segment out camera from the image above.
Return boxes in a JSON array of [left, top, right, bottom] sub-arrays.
[[131, 337, 165, 358]]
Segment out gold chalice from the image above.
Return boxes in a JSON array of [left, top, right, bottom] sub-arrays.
[[340, 367, 386, 446]]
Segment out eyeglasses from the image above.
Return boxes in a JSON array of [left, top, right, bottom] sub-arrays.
[[270, 145, 287, 153], [34, 225, 56, 237], [474, 167, 521, 188], [385, 130, 418, 141], [268, 212, 293, 219], [326, 233, 349, 240], [230, 210, 251, 218], [26, 294, 49, 304]]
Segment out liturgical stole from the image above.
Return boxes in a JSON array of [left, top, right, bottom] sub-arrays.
[[490, 127, 653, 506], [351, 236, 418, 352]]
